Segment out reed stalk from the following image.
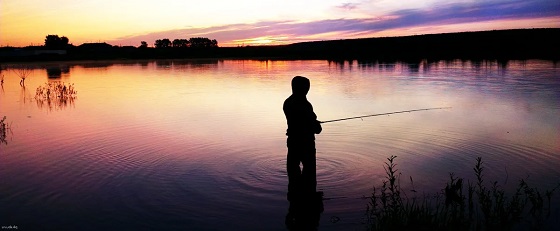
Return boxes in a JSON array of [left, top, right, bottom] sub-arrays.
[[0, 116, 11, 145]]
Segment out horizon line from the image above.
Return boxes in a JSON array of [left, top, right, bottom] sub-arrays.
[[2, 27, 558, 49]]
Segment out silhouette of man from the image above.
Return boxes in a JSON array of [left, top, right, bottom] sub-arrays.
[[283, 76, 322, 199]]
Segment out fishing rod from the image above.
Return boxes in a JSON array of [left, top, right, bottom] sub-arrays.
[[320, 107, 451, 124]]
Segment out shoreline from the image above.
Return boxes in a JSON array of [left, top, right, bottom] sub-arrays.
[[1, 28, 559, 63]]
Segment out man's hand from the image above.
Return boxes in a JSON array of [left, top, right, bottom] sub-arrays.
[[314, 120, 322, 134]]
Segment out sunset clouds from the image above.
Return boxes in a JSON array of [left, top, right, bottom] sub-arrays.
[[1, 0, 558, 47]]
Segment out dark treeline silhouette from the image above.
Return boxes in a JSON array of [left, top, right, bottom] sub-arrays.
[[154, 37, 218, 48], [45, 35, 70, 49], [1, 29, 558, 62]]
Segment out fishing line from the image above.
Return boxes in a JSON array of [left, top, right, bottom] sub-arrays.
[[320, 107, 452, 124]]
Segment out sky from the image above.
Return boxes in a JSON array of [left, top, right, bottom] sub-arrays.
[[1, 0, 559, 47]]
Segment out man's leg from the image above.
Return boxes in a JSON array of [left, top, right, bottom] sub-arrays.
[[301, 143, 317, 193], [287, 148, 302, 197]]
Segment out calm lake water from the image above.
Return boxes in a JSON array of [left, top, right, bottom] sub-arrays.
[[1, 59, 559, 230]]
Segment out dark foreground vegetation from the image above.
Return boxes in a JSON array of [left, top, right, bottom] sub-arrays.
[[1, 29, 558, 62], [365, 156, 560, 231]]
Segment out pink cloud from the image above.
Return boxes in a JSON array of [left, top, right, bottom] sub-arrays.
[[107, 0, 560, 47]]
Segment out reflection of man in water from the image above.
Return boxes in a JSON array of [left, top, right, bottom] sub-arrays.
[[283, 76, 322, 197]]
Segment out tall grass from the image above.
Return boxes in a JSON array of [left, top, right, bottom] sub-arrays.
[[35, 81, 77, 111], [365, 156, 559, 231]]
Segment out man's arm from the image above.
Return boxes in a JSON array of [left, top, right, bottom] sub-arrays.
[[309, 104, 322, 134]]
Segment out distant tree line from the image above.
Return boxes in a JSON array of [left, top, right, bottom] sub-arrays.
[[148, 37, 218, 48], [44, 35, 70, 49], [1, 29, 558, 62], [42, 35, 219, 49]]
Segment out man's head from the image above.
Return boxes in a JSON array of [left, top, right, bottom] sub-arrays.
[[291, 76, 310, 96]]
